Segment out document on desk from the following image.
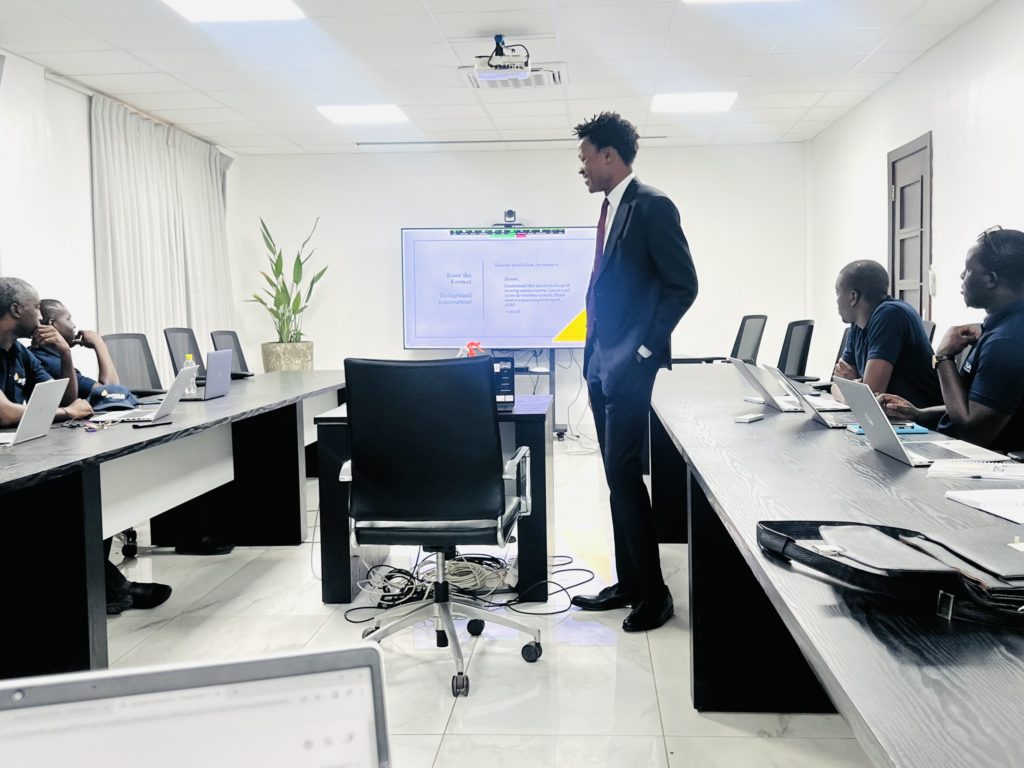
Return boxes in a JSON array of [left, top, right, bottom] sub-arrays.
[[929, 461, 1024, 480], [946, 489, 1024, 524]]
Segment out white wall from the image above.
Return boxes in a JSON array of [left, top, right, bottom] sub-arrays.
[[806, 0, 1022, 375], [226, 143, 807, 425], [0, 50, 96, 376]]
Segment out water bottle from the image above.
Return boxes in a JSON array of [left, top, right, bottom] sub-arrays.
[[183, 353, 198, 395]]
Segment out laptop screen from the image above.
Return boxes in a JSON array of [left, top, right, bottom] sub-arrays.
[[0, 652, 387, 768]]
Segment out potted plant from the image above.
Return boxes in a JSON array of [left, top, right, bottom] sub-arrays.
[[250, 217, 328, 372]]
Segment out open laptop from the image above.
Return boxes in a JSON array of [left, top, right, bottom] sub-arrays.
[[834, 378, 1009, 466], [766, 365, 858, 428], [730, 358, 849, 413], [89, 365, 193, 424], [180, 349, 231, 402], [0, 378, 68, 446], [0, 647, 390, 768]]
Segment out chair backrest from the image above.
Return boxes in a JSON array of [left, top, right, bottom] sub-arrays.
[[777, 319, 815, 377], [730, 314, 768, 365], [922, 319, 936, 343], [102, 333, 163, 390], [344, 356, 504, 524], [835, 327, 851, 365], [164, 327, 207, 378], [211, 330, 251, 375]]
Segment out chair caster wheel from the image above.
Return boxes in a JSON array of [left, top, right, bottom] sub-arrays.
[[122, 543, 138, 559], [467, 619, 485, 637], [436, 629, 448, 648], [361, 627, 376, 640], [521, 641, 542, 663], [451, 674, 469, 697]]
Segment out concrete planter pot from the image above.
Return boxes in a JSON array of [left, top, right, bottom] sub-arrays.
[[262, 341, 313, 372]]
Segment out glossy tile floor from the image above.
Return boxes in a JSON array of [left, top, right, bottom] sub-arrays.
[[108, 438, 872, 768]]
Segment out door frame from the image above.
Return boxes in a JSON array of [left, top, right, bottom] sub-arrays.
[[887, 132, 933, 320]]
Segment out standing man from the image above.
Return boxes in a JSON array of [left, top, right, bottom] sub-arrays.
[[569, 112, 698, 632]]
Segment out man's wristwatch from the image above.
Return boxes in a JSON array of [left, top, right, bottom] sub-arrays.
[[932, 353, 957, 369]]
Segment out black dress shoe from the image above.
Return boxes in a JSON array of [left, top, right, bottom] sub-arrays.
[[622, 589, 674, 632], [571, 584, 637, 611], [175, 533, 234, 556], [106, 595, 132, 615], [126, 581, 173, 610]]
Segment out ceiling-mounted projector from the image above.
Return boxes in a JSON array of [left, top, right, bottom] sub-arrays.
[[474, 34, 530, 81]]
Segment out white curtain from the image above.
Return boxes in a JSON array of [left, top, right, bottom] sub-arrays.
[[91, 95, 234, 383]]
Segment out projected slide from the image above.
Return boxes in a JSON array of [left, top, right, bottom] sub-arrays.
[[402, 227, 596, 349]]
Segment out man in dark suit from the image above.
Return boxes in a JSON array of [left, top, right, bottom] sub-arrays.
[[569, 112, 698, 632]]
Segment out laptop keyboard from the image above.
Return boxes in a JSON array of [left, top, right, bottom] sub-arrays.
[[905, 441, 965, 461]]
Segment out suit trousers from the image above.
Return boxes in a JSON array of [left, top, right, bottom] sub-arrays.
[[586, 339, 665, 598]]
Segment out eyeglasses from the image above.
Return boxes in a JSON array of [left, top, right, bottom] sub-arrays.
[[980, 224, 1004, 257]]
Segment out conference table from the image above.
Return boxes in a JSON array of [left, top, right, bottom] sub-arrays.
[[648, 364, 1024, 768], [314, 394, 555, 604], [0, 371, 344, 680]]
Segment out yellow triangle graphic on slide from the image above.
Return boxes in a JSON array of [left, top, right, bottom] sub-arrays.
[[553, 308, 587, 343]]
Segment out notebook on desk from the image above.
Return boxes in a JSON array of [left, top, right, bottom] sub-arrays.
[[834, 378, 1009, 467], [0, 378, 68, 446], [0, 647, 391, 768]]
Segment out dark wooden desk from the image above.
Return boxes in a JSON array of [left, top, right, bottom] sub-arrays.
[[0, 372, 344, 680], [650, 364, 1024, 768], [315, 394, 555, 604]]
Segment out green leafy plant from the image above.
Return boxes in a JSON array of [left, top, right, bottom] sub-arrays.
[[250, 218, 328, 343]]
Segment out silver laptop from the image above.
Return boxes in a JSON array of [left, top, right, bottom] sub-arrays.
[[0, 378, 68, 446], [0, 647, 390, 768], [767, 366, 858, 428], [180, 348, 231, 402], [90, 365, 193, 424], [834, 378, 1009, 466], [730, 358, 803, 412]]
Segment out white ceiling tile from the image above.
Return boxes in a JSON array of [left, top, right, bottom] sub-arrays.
[[339, 124, 426, 142], [75, 72, 191, 93], [448, 37, 560, 67], [501, 140, 566, 151], [316, 15, 445, 45], [232, 145, 308, 154], [370, 67, 466, 90], [789, 119, 834, 134], [432, 9, 557, 39], [383, 87, 480, 106], [257, 119, 345, 133], [904, 0, 995, 26], [302, 145, 358, 154], [251, 46, 363, 72], [670, 4, 796, 34], [654, 75, 750, 93], [207, 89, 309, 109], [0, 21, 113, 52], [168, 120, 272, 135], [833, 71, 895, 91], [877, 24, 957, 52], [280, 130, 354, 145], [569, 107, 649, 128], [760, 53, 864, 76], [854, 50, 922, 74], [402, 103, 489, 121], [78, 19, 219, 49], [118, 90, 224, 110], [234, 105, 324, 122], [26, 49, 155, 75], [297, 0, 425, 16], [802, 106, 849, 121], [665, 29, 779, 58], [206, 133, 296, 148], [566, 79, 655, 99], [419, 130, 504, 143], [816, 90, 869, 108], [711, 134, 785, 145], [0, 1, 61, 23], [790, 0, 922, 29], [724, 107, 807, 124], [488, 114, 569, 130], [734, 91, 824, 109], [645, 121, 720, 138], [129, 48, 249, 73], [412, 117, 495, 132], [558, 4, 678, 38], [498, 128, 572, 141], [346, 44, 460, 70], [559, 35, 668, 62], [640, 136, 710, 147], [771, 27, 888, 55], [427, 0, 550, 12], [484, 100, 568, 118], [783, 131, 820, 142], [746, 73, 840, 92], [660, 56, 763, 78], [567, 59, 661, 83], [152, 107, 248, 124], [34, 0, 180, 21], [175, 71, 288, 92]]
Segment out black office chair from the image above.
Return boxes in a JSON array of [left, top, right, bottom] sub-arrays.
[[343, 356, 541, 698], [102, 333, 165, 397], [164, 327, 207, 380], [812, 327, 851, 391], [672, 314, 768, 365], [211, 330, 255, 378], [777, 319, 816, 382], [923, 320, 936, 344]]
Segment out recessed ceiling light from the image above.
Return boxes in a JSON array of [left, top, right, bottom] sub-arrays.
[[317, 105, 410, 125], [652, 92, 738, 113], [161, 0, 304, 23]]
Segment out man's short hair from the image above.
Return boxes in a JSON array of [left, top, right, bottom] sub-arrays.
[[39, 299, 65, 325], [976, 228, 1024, 289], [838, 261, 890, 303], [573, 112, 639, 166], [0, 277, 36, 318]]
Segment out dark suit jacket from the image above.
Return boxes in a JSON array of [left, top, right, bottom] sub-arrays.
[[584, 178, 698, 378]]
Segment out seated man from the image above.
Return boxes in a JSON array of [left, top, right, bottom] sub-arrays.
[[32, 299, 120, 400], [831, 260, 941, 406], [881, 227, 1024, 452]]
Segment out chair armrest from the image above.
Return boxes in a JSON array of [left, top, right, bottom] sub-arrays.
[[503, 446, 531, 517], [339, 460, 352, 482], [671, 356, 727, 365], [788, 375, 820, 383], [811, 381, 833, 392]]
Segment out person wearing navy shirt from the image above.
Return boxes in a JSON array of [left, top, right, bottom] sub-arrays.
[[0, 277, 90, 427], [882, 227, 1024, 453], [31, 299, 117, 399], [831, 260, 941, 406]]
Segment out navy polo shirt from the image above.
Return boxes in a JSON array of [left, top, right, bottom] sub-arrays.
[[30, 343, 95, 399], [841, 298, 941, 407], [938, 299, 1024, 453], [0, 340, 52, 405]]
